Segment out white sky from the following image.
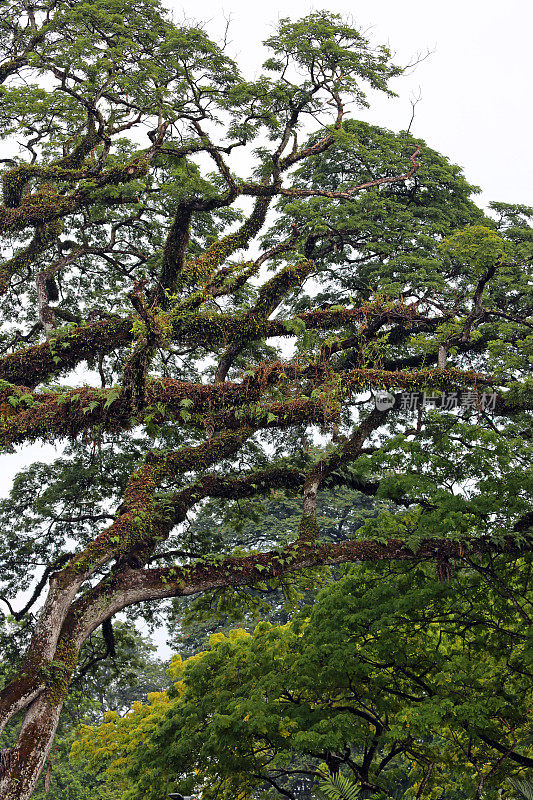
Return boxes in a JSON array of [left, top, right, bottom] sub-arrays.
[[169, 0, 532, 210]]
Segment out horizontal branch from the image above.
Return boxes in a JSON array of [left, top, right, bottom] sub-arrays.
[[0, 300, 425, 386], [0, 297, 484, 391], [0, 317, 132, 386], [72, 533, 529, 643], [0, 363, 498, 446], [0, 151, 156, 234]]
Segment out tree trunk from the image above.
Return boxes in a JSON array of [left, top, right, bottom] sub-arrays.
[[0, 695, 65, 800]]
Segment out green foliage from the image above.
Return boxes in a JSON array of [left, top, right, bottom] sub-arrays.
[[439, 224, 509, 270], [0, 3, 531, 797], [31, 731, 105, 800], [314, 772, 361, 800], [72, 557, 532, 800], [508, 778, 533, 800], [267, 119, 487, 304]]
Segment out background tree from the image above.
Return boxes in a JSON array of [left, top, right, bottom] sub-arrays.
[[1, 622, 167, 799], [0, 0, 531, 797], [166, 473, 387, 654], [72, 558, 532, 799]]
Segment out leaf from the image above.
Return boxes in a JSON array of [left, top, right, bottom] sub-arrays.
[[103, 389, 121, 410], [317, 772, 361, 800], [508, 779, 533, 800], [281, 317, 306, 336]]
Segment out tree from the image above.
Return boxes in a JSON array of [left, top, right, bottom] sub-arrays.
[[166, 473, 387, 655], [0, 0, 531, 796], [1, 620, 169, 799], [71, 560, 532, 799]]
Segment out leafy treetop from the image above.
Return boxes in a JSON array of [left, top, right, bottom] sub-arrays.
[[0, 0, 531, 798]]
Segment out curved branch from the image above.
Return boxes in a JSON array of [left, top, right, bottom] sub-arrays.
[[70, 534, 529, 646]]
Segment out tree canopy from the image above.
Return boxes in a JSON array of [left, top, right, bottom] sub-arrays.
[[72, 558, 532, 799], [0, 0, 531, 797]]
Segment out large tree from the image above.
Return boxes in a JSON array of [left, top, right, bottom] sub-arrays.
[[71, 559, 532, 799], [0, 0, 531, 797]]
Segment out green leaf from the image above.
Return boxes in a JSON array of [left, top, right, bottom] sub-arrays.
[[103, 389, 121, 410]]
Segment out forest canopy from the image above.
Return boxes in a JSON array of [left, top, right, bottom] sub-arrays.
[[0, 0, 531, 797], [72, 558, 532, 799]]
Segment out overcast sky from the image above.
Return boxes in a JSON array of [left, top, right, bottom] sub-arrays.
[[168, 0, 532, 210]]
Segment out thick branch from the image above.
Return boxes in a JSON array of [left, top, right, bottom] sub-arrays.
[[0, 364, 499, 447], [70, 535, 529, 645]]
